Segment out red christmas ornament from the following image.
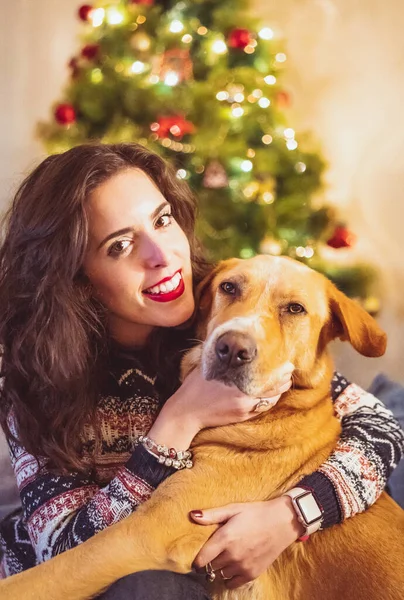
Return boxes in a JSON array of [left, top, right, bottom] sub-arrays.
[[78, 4, 93, 22], [54, 103, 76, 126], [227, 28, 252, 49], [152, 115, 195, 139], [81, 43, 100, 60], [327, 226, 356, 249], [130, 0, 154, 4]]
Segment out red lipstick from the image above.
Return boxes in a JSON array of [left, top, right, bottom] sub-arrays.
[[142, 271, 185, 303]]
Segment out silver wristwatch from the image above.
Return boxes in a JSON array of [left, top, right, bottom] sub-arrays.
[[283, 487, 323, 537]]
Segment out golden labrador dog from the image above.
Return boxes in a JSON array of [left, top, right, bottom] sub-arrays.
[[1, 255, 403, 600]]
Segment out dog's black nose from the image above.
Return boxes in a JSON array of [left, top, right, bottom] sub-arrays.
[[215, 332, 257, 368]]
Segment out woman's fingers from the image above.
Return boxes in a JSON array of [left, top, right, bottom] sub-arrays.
[[261, 378, 292, 399], [213, 563, 239, 583], [199, 550, 243, 586], [209, 551, 231, 573], [192, 533, 226, 571], [278, 379, 293, 394], [253, 381, 292, 413], [192, 498, 301, 590]]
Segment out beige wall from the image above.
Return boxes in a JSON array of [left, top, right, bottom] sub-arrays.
[[0, 0, 403, 385], [0, 0, 79, 207]]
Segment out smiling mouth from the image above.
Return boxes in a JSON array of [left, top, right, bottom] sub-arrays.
[[143, 271, 182, 295], [142, 270, 185, 303]]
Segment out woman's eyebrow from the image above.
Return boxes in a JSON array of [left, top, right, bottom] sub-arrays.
[[98, 227, 134, 250], [97, 201, 170, 249]]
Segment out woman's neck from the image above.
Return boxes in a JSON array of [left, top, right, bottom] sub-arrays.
[[108, 321, 153, 349]]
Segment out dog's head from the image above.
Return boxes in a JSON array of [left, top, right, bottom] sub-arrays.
[[185, 255, 386, 396]]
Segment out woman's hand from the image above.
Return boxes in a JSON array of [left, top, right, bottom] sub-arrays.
[[190, 497, 304, 589], [148, 364, 293, 450]]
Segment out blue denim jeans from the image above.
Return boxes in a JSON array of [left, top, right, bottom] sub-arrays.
[[98, 571, 211, 600]]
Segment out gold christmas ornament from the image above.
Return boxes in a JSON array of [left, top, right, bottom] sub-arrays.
[[130, 31, 151, 52]]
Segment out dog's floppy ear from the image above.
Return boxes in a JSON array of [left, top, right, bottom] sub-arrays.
[[326, 280, 387, 357]]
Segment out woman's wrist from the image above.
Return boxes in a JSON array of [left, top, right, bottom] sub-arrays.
[[278, 496, 306, 541], [148, 398, 200, 450], [298, 473, 341, 529], [126, 443, 175, 486]]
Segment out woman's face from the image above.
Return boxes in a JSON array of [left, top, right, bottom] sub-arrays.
[[83, 168, 194, 346]]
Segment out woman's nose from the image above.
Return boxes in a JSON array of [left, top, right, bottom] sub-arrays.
[[138, 234, 170, 269]]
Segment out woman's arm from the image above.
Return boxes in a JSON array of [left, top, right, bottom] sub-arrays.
[[3, 366, 290, 570], [298, 373, 404, 526], [191, 374, 404, 589], [4, 417, 174, 565]]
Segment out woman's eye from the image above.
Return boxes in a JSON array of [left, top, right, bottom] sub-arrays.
[[220, 281, 237, 295], [156, 213, 172, 228], [107, 239, 132, 257], [287, 303, 306, 314]]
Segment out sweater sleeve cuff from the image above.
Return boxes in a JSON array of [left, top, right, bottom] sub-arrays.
[[298, 471, 342, 529], [125, 444, 176, 488]]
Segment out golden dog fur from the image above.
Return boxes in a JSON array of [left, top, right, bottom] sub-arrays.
[[1, 255, 403, 600]]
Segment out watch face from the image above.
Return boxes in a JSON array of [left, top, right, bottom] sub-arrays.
[[296, 493, 322, 525]]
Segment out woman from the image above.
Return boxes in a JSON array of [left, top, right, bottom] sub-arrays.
[[0, 143, 402, 600]]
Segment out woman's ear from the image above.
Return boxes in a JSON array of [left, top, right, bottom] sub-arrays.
[[327, 281, 387, 357]]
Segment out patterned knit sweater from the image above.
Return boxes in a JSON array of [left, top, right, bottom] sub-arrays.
[[0, 356, 403, 579]]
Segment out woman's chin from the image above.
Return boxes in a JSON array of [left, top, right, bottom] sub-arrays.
[[162, 300, 195, 329]]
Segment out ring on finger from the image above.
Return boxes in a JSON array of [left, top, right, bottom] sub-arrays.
[[205, 562, 216, 583], [253, 398, 271, 413], [219, 568, 232, 581]]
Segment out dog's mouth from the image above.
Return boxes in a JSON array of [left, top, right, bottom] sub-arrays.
[[204, 365, 290, 397], [204, 367, 252, 394]]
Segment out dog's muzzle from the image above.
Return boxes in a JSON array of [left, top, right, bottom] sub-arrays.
[[204, 331, 258, 387]]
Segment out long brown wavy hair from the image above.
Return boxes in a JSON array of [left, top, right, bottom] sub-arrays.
[[0, 143, 209, 472]]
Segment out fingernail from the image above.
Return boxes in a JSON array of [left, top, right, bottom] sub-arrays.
[[190, 510, 203, 518]]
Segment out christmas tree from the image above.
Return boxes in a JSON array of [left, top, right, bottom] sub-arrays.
[[38, 0, 376, 304]]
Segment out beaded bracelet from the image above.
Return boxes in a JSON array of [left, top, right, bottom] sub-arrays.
[[138, 435, 193, 470]]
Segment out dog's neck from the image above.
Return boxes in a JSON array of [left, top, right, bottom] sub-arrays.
[[189, 353, 342, 498], [192, 353, 339, 454]]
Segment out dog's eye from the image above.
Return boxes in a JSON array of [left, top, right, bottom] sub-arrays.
[[220, 281, 237, 295], [287, 303, 306, 314]]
